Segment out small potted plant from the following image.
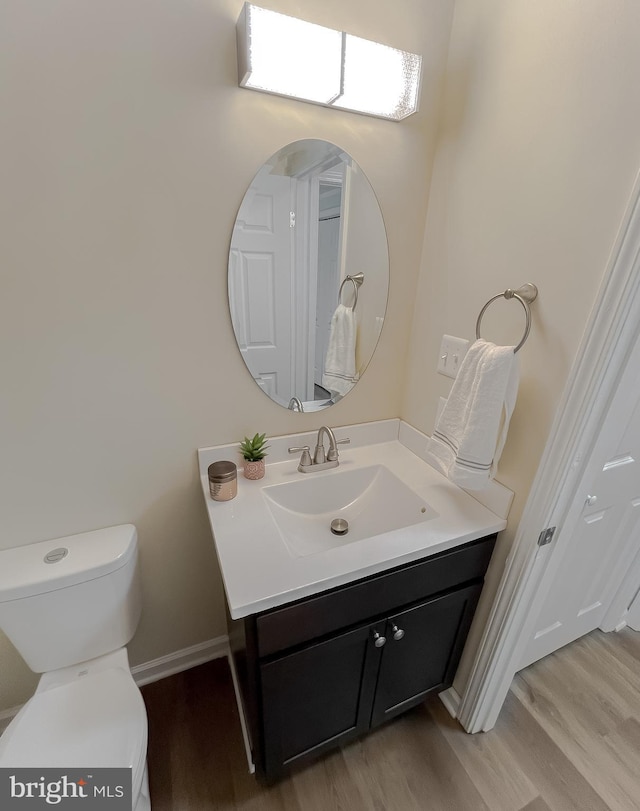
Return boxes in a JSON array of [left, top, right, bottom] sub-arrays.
[[240, 432, 269, 480]]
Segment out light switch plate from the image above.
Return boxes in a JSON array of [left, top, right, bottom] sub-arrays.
[[437, 335, 470, 378]]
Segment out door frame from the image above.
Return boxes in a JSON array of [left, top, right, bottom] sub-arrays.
[[456, 168, 640, 733]]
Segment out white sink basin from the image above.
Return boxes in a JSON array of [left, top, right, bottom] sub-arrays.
[[262, 464, 438, 557], [200, 425, 510, 617]]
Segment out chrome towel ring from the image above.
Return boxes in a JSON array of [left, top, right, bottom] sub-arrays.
[[338, 273, 364, 311], [476, 283, 538, 353]]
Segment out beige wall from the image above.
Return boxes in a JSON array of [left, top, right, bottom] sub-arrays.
[[402, 0, 640, 691], [0, 0, 454, 711], [5, 0, 640, 720]]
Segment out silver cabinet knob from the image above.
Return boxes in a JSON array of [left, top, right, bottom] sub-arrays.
[[585, 494, 598, 507], [372, 630, 386, 648], [391, 623, 405, 641]]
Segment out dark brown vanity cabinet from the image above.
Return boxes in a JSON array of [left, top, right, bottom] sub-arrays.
[[260, 621, 380, 776], [369, 582, 483, 728], [229, 534, 496, 783]]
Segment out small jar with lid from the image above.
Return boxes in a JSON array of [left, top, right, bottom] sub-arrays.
[[208, 461, 238, 502]]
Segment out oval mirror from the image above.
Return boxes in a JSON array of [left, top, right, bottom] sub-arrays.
[[228, 139, 389, 412]]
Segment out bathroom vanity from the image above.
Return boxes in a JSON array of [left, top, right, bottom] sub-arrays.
[[230, 533, 495, 781], [199, 420, 510, 782]]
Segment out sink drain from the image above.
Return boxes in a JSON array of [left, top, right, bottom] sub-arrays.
[[330, 518, 349, 536]]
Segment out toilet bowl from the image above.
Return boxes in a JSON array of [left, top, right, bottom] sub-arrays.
[[0, 525, 151, 810]]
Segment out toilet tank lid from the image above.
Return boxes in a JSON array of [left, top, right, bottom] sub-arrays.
[[0, 525, 137, 603]]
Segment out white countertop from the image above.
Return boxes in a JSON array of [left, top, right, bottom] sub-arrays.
[[198, 420, 509, 619]]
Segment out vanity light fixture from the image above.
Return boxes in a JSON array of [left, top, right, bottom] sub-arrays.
[[236, 4, 422, 121]]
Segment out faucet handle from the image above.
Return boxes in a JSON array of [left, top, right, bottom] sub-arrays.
[[327, 437, 350, 461], [288, 446, 312, 467]]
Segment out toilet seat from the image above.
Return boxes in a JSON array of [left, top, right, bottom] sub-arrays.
[[0, 663, 147, 800]]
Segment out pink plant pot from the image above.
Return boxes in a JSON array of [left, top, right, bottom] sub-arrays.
[[243, 459, 265, 480]]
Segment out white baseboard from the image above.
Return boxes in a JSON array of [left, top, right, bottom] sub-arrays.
[[0, 636, 230, 733], [438, 687, 461, 719], [131, 635, 229, 687]]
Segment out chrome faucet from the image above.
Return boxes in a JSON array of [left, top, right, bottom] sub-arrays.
[[288, 396, 303, 412], [313, 425, 338, 464], [288, 426, 350, 473]]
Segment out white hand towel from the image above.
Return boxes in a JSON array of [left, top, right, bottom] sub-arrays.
[[427, 339, 519, 490], [322, 304, 358, 397]]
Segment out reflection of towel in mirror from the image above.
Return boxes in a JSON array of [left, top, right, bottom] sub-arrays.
[[322, 304, 359, 397], [427, 339, 519, 490]]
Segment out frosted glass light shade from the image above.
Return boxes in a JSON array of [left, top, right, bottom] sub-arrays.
[[236, 4, 422, 121], [237, 4, 343, 105], [333, 35, 422, 120]]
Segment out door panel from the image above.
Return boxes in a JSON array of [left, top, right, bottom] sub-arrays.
[[370, 584, 482, 728], [260, 622, 382, 778], [229, 170, 292, 404], [315, 215, 341, 387], [521, 337, 640, 669], [628, 581, 640, 631]]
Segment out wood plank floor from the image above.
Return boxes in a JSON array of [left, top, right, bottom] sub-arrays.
[[142, 628, 640, 811]]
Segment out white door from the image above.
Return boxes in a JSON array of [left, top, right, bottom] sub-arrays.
[[519, 328, 640, 669], [229, 169, 293, 405], [628, 589, 640, 631], [315, 214, 341, 388]]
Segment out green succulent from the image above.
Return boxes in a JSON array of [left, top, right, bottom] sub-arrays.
[[240, 432, 270, 462]]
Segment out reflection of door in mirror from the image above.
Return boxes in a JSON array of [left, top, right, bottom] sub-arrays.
[[289, 162, 348, 404], [228, 140, 389, 412], [315, 171, 345, 398], [229, 168, 293, 402]]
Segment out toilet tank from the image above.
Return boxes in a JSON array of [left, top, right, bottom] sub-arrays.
[[0, 525, 142, 673]]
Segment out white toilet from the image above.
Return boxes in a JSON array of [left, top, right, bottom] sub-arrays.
[[0, 524, 151, 811]]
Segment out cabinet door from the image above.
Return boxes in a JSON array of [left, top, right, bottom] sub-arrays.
[[260, 622, 383, 780], [370, 583, 483, 728]]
